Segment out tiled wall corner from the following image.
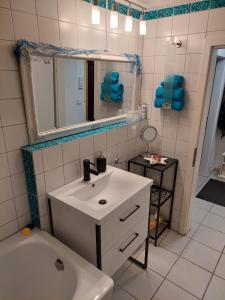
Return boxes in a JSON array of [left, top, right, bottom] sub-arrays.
[[141, 5, 225, 232]]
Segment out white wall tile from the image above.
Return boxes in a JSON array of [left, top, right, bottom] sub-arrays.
[[0, 99, 25, 126], [3, 124, 28, 151], [0, 199, 16, 226], [0, 128, 6, 153], [64, 160, 81, 184], [0, 0, 10, 8], [58, 0, 76, 23], [189, 11, 208, 34], [172, 14, 190, 36], [38, 16, 60, 46], [77, 25, 93, 49], [10, 0, 36, 14], [146, 19, 157, 38], [36, 0, 58, 19], [0, 8, 14, 40], [142, 56, 155, 74], [7, 149, 24, 175], [185, 54, 201, 73], [0, 220, 18, 240], [143, 38, 156, 57], [14, 193, 29, 217], [32, 150, 43, 175], [117, 126, 128, 144], [107, 128, 118, 147], [12, 11, 39, 42], [45, 166, 64, 192], [62, 140, 79, 164], [208, 8, 225, 32], [94, 132, 107, 153], [18, 212, 31, 229], [59, 22, 78, 48], [80, 135, 94, 157], [38, 194, 48, 216], [35, 173, 46, 196], [0, 177, 13, 203], [157, 17, 172, 37], [42, 144, 63, 171], [0, 71, 22, 99], [155, 37, 170, 56], [11, 172, 26, 197], [187, 33, 205, 54], [0, 40, 18, 70], [0, 153, 9, 179]]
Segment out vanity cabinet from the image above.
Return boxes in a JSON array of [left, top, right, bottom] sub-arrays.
[[50, 184, 151, 276]]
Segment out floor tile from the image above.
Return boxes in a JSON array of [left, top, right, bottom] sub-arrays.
[[186, 220, 200, 238], [210, 204, 225, 219], [112, 286, 136, 300], [138, 243, 178, 276], [181, 240, 220, 272], [193, 225, 225, 252], [203, 276, 225, 300], [202, 212, 225, 234], [167, 258, 211, 298], [153, 279, 198, 300], [112, 260, 131, 282], [117, 263, 163, 300], [192, 206, 208, 223], [160, 230, 190, 255], [215, 254, 225, 280], [194, 198, 213, 212]]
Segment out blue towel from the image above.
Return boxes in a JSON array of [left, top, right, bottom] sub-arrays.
[[156, 86, 185, 102], [154, 97, 164, 108], [171, 100, 184, 111], [173, 88, 185, 101], [100, 92, 123, 103], [104, 72, 119, 84], [161, 74, 184, 89], [101, 82, 124, 94]]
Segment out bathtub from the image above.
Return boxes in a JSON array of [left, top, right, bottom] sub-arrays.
[[0, 229, 113, 300]]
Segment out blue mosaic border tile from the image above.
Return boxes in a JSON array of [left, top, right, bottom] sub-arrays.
[[84, 0, 225, 21], [23, 121, 128, 153], [22, 150, 40, 227]]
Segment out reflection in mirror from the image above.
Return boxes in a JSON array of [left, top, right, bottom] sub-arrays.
[[31, 56, 134, 133]]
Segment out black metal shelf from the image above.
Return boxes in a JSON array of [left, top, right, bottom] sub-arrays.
[[128, 155, 178, 246], [149, 220, 170, 240], [151, 186, 173, 208]]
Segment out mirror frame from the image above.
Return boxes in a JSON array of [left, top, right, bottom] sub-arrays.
[[17, 40, 139, 144]]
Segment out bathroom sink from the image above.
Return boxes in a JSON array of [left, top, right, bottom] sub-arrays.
[[48, 165, 152, 223]]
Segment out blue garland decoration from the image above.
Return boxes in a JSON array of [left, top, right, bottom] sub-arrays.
[[14, 39, 141, 76]]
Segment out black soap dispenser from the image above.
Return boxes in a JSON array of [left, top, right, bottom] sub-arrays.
[[96, 152, 107, 173]]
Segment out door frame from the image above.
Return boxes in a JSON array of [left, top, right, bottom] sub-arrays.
[[179, 35, 225, 235]]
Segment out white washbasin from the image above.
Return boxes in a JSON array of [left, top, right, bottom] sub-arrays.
[[48, 165, 152, 223]]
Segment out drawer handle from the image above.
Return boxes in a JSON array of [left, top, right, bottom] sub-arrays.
[[119, 233, 139, 253], [120, 205, 140, 222]]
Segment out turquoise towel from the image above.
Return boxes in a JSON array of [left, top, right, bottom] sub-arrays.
[[171, 100, 184, 111], [161, 74, 184, 89], [156, 86, 185, 101], [154, 97, 164, 108], [101, 82, 124, 94], [100, 92, 123, 103], [104, 72, 119, 84]]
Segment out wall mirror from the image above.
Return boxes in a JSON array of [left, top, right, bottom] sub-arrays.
[[16, 40, 140, 143]]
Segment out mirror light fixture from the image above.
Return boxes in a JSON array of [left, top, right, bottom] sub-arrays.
[[92, 0, 100, 25], [125, 3, 132, 32], [139, 11, 146, 35], [110, 2, 118, 29]]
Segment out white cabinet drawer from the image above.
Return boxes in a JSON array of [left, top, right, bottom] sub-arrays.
[[101, 186, 150, 255], [102, 216, 148, 276]]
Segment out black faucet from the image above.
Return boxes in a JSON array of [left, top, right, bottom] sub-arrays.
[[83, 159, 99, 181]]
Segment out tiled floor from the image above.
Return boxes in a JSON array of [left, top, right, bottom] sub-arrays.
[[111, 197, 225, 300]]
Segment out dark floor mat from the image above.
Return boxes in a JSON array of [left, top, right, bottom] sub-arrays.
[[197, 179, 225, 206]]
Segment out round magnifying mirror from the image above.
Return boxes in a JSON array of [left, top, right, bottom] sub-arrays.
[[140, 126, 158, 156]]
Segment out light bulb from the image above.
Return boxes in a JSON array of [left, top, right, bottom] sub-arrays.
[[125, 15, 132, 32], [110, 11, 118, 28], [140, 20, 146, 35], [92, 6, 100, 25]]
